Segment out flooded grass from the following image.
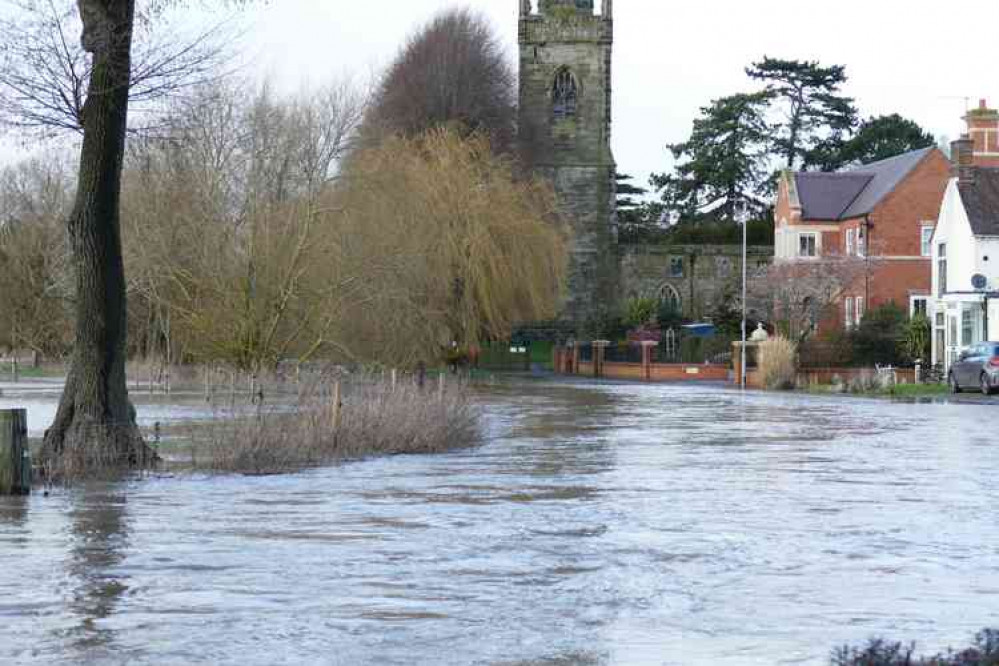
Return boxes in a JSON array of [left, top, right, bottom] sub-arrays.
[[182, 375, 483, 475]]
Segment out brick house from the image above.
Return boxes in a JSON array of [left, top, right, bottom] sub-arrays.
[[773, 146, 952, 332]]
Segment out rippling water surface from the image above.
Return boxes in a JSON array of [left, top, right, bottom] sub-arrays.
[[2, 379, 998, 665]]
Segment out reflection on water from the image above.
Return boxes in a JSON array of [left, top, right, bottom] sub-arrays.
[[64, 490, 131, 661], [0, 379, 998, 665]]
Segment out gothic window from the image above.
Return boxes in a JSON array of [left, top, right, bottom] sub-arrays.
[[659, 284, 682, 315], [552, 68, 578, 119]]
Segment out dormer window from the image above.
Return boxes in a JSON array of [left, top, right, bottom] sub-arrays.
[[552, 68, 578, 119]]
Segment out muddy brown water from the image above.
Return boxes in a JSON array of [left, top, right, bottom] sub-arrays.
[[1, 378, 998, 665]]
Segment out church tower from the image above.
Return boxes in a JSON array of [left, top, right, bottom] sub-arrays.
[[518, 0, 617, 329]]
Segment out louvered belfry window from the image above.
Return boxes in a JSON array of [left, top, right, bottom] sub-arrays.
[[552, 69, 578, 119]]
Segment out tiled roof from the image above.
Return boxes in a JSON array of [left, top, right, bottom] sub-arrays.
[[793, 147, 935, 221], [959, 168, 999, 237], [795, 173, 871, 220]]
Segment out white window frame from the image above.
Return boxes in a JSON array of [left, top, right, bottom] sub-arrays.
[[920, 224, 934, 257], [857, 227, 867, 258], [845, 228, 856, 256], [798, 232, 818, 259], [910, 295, 929, 319], [845, 297, 854, 329], [855, 296, 865, 325]]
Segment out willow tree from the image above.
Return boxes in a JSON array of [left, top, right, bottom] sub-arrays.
[[334, 129, 568, 365]]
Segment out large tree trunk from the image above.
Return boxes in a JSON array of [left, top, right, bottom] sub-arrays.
[[40, 0, 156, 476]]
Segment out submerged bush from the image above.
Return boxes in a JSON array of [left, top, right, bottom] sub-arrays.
[[758, 336, 797, 390], [832, 628, 999, 665], [187, 374, 482, 475]]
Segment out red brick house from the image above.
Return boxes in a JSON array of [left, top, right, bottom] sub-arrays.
[[773, 146, 952, 332]]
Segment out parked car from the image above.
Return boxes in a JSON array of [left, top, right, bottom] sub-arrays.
[[948, 342, 999, 395]]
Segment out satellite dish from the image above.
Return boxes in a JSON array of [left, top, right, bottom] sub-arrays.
[[972, 273, 988, 291]]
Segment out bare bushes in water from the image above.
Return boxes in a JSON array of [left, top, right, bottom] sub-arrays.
[[758, 336, 798, 390], [187, 374, 482, 475]]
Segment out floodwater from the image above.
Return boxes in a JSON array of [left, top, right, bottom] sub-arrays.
[[1, 378, 998, 665]]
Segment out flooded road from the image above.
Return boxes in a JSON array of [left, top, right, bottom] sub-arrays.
[[2, 379, 998, 665]]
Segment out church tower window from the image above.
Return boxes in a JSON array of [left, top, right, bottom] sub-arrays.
[[552, 68, 578, 119]]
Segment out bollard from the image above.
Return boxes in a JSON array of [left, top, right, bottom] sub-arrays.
[[0, 409, 29, 495]]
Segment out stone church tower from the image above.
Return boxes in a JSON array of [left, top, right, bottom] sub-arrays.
[[518, 0, 618, 328]]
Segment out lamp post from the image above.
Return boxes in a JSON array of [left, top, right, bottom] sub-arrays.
[[737, 200, 749, 390]]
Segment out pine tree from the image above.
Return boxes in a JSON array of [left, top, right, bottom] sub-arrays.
[[806, 114, 936, 171], [746, 57, 858, 169], [650, 92, 772, 222]]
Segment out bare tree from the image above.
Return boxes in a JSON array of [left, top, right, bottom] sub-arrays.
[[0, 0, 241, 136], [0, 156, 75, 356], [366, 7, 516, 152], [749, 256, 873, 342], [10, 0, 255, 477]]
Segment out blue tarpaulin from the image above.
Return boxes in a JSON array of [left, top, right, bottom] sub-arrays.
[[682, 323, 716, 338]]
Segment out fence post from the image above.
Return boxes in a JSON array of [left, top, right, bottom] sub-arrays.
[[572, 343, 580, 376], [641, 341, 658, 381], [331, 381, 342, 431], [0, 409, 29, 495], [593, 340, 610, 379]]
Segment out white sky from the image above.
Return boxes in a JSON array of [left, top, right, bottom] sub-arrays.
[[4, 0, 998, 189], [239, 0, 999, 192]]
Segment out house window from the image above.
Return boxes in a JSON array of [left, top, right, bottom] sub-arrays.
[[552, 68, 578, 119], [845, 297, 854, 329], [798, 233, 817, 258], [669, 257, 683, 278], [857, 226, 867, 257], [962, 308, 975, 347], [938, 243, 947, 296], [921, 224, 934, 257], [845, 228, 856, 256], [911, 296, 929, 318], [855, 296, 865, 325]]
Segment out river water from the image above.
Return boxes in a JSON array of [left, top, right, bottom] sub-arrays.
[[1, 378, 998, 665]]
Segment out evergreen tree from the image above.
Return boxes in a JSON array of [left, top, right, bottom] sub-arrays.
[[806, 113, 937, 171], [746, 57, 858, 169], [649, 92, 771, 222]]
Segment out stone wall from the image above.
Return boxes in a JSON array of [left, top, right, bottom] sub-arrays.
[[619, 244, 773, 320]]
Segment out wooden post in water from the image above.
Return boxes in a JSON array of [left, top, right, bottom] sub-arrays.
[[438, 372, 445, 401], [391, 369, 398, 391], [0, 409, 30, 495], [331, 381, 342, 431]]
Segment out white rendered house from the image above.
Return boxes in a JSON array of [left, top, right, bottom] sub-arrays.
[[931, 138, 999, 371]]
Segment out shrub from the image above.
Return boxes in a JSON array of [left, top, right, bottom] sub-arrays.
[[623, 296, 659, 328], [831, 628, 999, 665], [902, 313, 931, 364], [758, 336, 797, 390], [852, 303, 908, 367]]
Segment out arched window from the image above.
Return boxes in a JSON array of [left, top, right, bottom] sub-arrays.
[[552, 68, 578, 119], [659, 284, 682, 315]]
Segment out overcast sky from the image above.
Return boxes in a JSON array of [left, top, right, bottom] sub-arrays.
[[239, 0, 999, 192], [4, 0, 997, 190]]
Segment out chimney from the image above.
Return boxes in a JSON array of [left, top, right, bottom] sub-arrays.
[[951, 135, 976, 185], [964, 98, 999, 167]]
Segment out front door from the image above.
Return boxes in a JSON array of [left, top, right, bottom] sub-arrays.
[[945, 312, 961, 374]]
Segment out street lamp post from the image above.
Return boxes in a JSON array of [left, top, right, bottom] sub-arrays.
[[737, 201, 749, 390]]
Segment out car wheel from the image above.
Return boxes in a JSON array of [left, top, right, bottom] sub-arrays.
[[982, 374, 994, 396], [949, 373, 962, 393]]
